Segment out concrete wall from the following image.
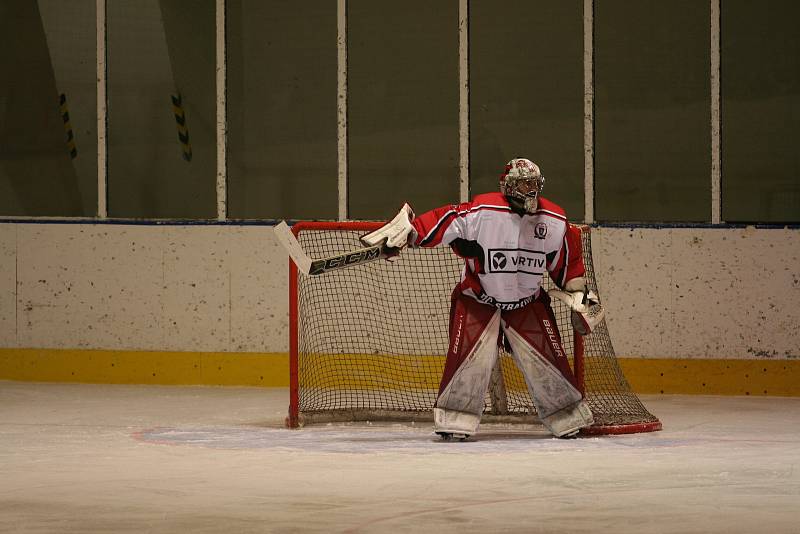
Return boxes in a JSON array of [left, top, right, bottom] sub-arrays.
[[593, 227, 799, 360], [0, 223, 287, 353], [0, 223, 797, 360]]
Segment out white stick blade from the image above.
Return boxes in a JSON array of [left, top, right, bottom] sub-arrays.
[[273, 221, 312, 274]]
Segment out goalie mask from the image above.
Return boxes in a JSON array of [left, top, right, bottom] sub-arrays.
[[499, 158, 545, 214]]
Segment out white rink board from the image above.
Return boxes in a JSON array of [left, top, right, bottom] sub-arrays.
[[0, 225, 14, 347], [592, 226, 800, 359], [0, 222, 797, 360], [1, 223, 288, 352]]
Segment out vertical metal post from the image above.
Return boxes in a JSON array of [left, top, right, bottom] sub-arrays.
[[583, 0, 594, 224], [710, 0, 722, 224], [216, 0, 227, 220], [287, 224, 301, 428], [337, 0, 348, 221], [287, 258, 299, 427], [97, 0, 107, 218], [458, 0, 469, 203]]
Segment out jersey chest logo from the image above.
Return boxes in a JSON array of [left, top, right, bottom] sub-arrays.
[[487, 248, 546, 275]]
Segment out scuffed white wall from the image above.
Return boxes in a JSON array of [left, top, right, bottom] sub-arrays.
[[0, 225, 15, 346], [1, 223, 288, 352], [593, 227, 800, 359], [0, 223, 798, 360]]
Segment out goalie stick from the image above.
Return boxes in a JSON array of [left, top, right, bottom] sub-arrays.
[[273, 221, 393, 276]]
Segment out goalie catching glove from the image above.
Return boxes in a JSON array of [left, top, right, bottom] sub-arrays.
[[548, 277, 605, 335], [360, 203, 417, 262]]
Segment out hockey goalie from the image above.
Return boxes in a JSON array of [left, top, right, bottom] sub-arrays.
[[361, 158, 604, 440]]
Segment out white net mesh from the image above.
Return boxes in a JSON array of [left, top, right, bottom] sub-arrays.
[[291, 224, 660, 434]]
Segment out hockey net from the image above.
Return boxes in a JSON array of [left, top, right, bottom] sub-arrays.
[[287, 221, 661, 435]]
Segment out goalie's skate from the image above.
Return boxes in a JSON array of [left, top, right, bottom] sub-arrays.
[[541, 399, 594, 438], [436, 431, 470, 442], [432, 408, 480, 441]]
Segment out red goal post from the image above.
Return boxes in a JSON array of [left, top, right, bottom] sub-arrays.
[[286, 221, 661, 435]]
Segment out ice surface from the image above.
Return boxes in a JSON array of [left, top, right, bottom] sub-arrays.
[[1, 381, 798, 533]]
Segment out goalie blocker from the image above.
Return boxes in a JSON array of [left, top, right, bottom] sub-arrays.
[[359, 203, 417, 254]]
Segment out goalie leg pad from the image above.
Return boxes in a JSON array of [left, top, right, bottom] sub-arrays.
[[502, 324, 583, 418], [502, 319, 594, 436], [502, 299, 579, 386], [360, 203, 417, 249], [540, 399, 594, 438], [434, 298, 502, 434]]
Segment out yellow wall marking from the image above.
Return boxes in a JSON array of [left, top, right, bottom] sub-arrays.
[[619, 358, 800, 397], [0, 349, 798, 396], [0, 349, 287, 387]]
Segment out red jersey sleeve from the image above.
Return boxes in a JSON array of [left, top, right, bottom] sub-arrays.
[[549, 223, 585, 289], [410, 202, 468, 248]]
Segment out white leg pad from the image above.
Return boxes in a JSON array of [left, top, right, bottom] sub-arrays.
[[433, 408, 481, 435], [435, 310, 501, 416], [540, 399, 594, 437], [502, 323, 594, 436]]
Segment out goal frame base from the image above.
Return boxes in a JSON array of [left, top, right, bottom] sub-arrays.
[[579, 420, 663, 435], [285, 409, 662, 436]]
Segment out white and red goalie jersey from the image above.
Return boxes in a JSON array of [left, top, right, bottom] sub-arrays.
[[410, 191, 585, 310]]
